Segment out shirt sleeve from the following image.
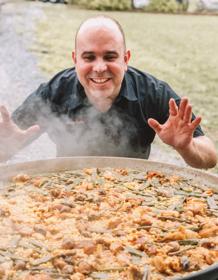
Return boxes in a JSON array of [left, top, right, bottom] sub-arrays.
[[12, 83, 52, 131], [156, 81, 204, 138]]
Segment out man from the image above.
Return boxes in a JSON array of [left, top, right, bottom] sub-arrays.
[[0, 16, 217, 168]]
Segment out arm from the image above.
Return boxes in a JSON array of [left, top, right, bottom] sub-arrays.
[[176, 135, 217, 169], [148, 97, 217, 169], [0, 105, 40, 162]]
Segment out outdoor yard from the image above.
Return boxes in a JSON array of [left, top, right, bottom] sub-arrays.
[[1, 0, 217, 172], [1, 4, 218, 279], [33, 4, 218, 134], [30, 3, 218, 171]]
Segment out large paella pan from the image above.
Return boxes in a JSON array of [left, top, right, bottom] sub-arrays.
[[0, 157, 217, 280]]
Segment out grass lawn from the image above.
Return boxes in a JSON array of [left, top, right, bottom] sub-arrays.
[[29, 3, 218, 171]]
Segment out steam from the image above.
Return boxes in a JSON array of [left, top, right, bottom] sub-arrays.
[[28, 99, 142, 158]]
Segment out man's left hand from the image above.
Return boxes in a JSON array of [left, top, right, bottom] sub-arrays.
[[147, 97, 201, 149]]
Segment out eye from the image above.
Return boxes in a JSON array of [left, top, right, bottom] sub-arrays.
[[82, 55, 95, 62], [104, 54, 118, 61]]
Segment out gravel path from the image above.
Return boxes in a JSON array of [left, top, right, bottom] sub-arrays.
[[0, 0, 184, 166], [0, 0, 56, 163]]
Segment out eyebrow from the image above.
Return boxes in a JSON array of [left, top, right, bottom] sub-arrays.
[[81, 51, 119, 56], [81, 52, 94, 56]]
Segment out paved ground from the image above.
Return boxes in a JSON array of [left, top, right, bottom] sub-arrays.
[[0, 0, 184, 166], [0, 0, 56, 164]]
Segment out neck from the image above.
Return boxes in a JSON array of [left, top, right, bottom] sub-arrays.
[[88, 97, 113, 112], [85, 88, 121, 113]]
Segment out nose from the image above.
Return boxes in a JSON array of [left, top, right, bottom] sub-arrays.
[[92, 59, 107, 73]]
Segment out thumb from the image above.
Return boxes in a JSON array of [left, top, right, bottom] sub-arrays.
[[24, 125, 41, 139], [148, 118, 162, 134]]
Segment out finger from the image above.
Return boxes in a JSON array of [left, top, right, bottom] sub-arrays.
[[183, 104, 192, 123], [0, 105, 11, 123], [190, 116, 202, 130], [148, 118, 162, 134], [23, 125, 41, 139], [178, 97, 188, 119], [169, 98, 178, 116]]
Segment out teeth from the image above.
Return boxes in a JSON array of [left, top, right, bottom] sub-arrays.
[[91, 78, 110, 84]]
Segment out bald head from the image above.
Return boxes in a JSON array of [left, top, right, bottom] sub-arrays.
[[75, 16, 126, 52], [72, 14, 131, 112]]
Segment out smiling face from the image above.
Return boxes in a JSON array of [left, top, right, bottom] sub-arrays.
[[72, 18, 130, 112]]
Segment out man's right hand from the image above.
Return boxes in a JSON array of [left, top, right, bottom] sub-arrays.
[[0, 105, 40, 162]]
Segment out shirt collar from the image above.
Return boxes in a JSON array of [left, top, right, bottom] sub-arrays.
[[115, 70, 137, 103], [67, 77, 86, 111]]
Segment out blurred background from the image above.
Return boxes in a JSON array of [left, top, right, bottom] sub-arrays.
[[0, 0, 218, 172]]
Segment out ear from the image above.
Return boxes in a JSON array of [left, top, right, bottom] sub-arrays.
[[72, 51, 76, 64], [124, 50, 131, 69]]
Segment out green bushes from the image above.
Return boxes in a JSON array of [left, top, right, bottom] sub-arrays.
[[67, 0, 188, 13], [76, 0, 132, 11], [67, 0, 79, 4], [144, 0, 189, 13]]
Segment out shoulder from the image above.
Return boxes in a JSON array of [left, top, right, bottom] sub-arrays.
[[125, 67, 182, 121], [47, 67, 77, 94], [49, 67, 77, 84], [127, 66, 161, 87], [126, 66, 178, 101], [35, 67, 79, 102], [12, 68, 79, 127]]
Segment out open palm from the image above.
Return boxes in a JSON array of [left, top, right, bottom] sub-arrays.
[[148, 97, 201, 149], [0, 105, 40, 159]]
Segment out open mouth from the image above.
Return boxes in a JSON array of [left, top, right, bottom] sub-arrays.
[[89, 78, 111, 84]]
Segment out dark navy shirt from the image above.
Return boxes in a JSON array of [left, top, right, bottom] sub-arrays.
[[12, 66, 204, 158]]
